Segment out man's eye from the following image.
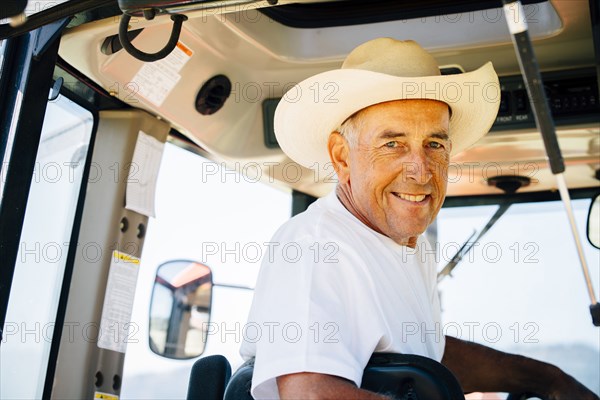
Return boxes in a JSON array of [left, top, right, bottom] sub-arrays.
[[384, 141, 398, 148], [428, 141, 444, 149]]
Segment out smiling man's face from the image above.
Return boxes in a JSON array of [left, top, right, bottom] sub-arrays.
[[330, 99, 451, 246]]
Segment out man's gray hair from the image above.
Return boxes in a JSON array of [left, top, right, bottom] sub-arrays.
[[337, 110, 364, 148]]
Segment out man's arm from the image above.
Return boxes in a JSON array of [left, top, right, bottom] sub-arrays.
[[442, 335, 599, 399], [277, 372, 392, 400]]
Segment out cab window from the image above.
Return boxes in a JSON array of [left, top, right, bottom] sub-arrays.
[[121, 142, 292, 399], [437, 198, 600, 396], [0, 94, 93, 400]]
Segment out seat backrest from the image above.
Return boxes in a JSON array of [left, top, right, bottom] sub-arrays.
[[223, 358, 254, 400], [221, 353, 464, 400], [187, 354, 232, 400], [361, 353, 464, 400]]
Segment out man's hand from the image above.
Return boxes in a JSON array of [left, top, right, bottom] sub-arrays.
[[277, 372, 393, 400], [442, 336, 599, 399], [545, 370, 599, 400]]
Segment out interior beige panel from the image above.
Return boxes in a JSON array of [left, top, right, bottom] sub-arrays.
[[58, 0, 600, 198]]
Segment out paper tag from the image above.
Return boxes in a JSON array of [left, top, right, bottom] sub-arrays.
[[125, 131, 165, 218], [97, 251, 140, 353], [504, 2, 528, 34], [94, 392, 119, 400], [131, 41, 193, 106]]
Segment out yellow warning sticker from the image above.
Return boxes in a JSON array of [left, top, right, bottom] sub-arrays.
[[94, 391, 119, 400], [113, 250, 141, 264]]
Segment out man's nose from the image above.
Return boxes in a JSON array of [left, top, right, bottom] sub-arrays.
[[402, 150, 433, 184]]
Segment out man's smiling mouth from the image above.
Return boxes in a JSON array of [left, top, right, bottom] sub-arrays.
[[392, 192, 429, 203]]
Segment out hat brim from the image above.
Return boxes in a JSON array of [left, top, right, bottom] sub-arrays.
[[274, 62, 500, 174]]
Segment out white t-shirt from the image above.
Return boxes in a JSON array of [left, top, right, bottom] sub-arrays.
[[240, 190, 445, 399]]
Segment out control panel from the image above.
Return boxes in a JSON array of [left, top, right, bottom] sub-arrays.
[[493, 68, 599, 130]]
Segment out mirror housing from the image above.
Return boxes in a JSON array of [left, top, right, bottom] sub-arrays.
[[587, 194, 600, 250], [149, 260, 213, 359]]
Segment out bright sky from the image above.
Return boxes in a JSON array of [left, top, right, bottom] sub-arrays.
[[437, 200, 600, 349]]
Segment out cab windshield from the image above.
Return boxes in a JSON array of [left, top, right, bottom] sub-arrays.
[[437, 199, 600, 395]]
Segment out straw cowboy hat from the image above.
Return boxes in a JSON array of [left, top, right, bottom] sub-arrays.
[[274, 38, 500, 174]]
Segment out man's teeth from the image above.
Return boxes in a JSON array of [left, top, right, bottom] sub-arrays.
[[396, 193, 426, 202]]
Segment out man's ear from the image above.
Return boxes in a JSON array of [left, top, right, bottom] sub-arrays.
[[328, 132, 350, 183]]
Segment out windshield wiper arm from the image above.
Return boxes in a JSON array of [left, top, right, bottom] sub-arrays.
[[437, 203, 511, 282]]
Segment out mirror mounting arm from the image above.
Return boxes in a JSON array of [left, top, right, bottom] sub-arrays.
[[118, 13, 187, 62]]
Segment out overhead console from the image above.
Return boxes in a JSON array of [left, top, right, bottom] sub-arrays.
[[493, 68, 599, 131]]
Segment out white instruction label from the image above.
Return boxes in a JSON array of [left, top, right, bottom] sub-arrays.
[[132, 41, 193, 106], [125, 130, 165, 218], [97, 251, 140, 353]]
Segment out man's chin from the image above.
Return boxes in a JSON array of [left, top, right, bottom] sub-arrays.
[[390, 218, 429, 237], [387, 228, 428, 247]]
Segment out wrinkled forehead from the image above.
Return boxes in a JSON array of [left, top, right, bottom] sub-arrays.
[[346, 99, 452, 135]]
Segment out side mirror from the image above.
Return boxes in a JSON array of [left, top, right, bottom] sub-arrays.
[[587, 194, 600, 249], [149, 260, 213, 359]]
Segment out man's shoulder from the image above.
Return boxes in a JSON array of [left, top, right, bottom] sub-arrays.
[[272, 195, 357, 243]]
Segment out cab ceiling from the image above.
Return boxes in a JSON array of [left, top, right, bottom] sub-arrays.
[[58, 0, 599, 198]]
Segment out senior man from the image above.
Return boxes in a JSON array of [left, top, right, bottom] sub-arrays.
[[240, 38, 597, 399]]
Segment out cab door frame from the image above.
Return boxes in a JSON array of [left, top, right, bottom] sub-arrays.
[[0, 19, 67, 343], [0, 16, 171, 399]]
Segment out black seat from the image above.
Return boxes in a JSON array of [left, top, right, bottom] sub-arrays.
[[190, 353, 465, 400], [360, 353, 464, 400], [223, 358, 254, 400], [187, 354, 232, 400]]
